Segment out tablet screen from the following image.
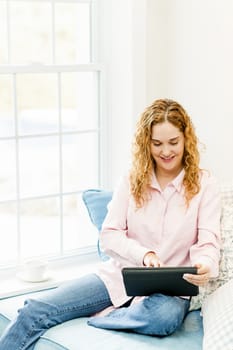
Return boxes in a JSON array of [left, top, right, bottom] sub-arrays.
[[122, 267, 199, 296]]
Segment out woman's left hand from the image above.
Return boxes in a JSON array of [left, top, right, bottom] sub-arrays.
[[183, 264, 210, 286]]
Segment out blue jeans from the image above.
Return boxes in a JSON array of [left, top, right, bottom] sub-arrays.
[[0, 274, 112, 350], [0, 273, 190, 350], [89, 293, 190, 336]]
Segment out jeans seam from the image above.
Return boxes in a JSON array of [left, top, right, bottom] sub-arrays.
[[16, 299, 106, 350], [0, 274, 110, 350], [18, 297, 109, 349], [19, 322, 36, 350], [51, 297, 110, 316]]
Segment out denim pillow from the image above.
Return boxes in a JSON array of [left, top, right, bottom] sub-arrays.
[[82, 189, 112, 260]]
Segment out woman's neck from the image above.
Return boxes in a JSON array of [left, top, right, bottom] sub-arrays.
[[155, 168, 183, 190]]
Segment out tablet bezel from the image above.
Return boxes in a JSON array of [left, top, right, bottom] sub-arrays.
[[122, 266, 199, 297]]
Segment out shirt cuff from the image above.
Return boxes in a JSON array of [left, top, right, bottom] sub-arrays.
[[194, 256, 219, 278], [134, 247, 153, 266]]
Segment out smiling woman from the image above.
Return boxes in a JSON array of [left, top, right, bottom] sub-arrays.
[[0, 98, 221, 349], [150, 122, 185, 188], [130, 99, 201, 207]]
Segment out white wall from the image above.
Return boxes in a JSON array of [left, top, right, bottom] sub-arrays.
[[100, 0, 233, 187], [146, 0, 233, 183], [99, 0, 147, 187]]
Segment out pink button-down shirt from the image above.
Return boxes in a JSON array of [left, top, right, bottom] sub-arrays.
[[97, 169, 221, 307]]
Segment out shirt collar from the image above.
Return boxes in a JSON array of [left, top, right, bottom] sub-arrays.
[[171, 169, 185, 192], [150, 168, 185, 192]]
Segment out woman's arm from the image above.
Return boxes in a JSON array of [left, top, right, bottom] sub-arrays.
[[189, 175, 221, 278], [100, 175, 154, 266]]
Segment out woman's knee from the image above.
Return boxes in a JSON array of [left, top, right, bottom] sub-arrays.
[[153, 306, 184, 335], [19, 298, 59, 329], [134, 294, 189, 336]]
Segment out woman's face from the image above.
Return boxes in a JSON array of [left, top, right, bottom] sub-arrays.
[[150, 121, 185, 176]]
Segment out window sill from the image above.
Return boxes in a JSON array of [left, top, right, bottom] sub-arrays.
[[0, 252, 100, 299]]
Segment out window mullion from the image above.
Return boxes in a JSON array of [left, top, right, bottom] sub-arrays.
[[57, 72, 63, 254], [13, 73, 21, 262], [0, 64, 103, 74], [90, 0, 98, 63], [6, 0, 11, 63], [51, 0, 56, 64], [89, 1, 93, 62]]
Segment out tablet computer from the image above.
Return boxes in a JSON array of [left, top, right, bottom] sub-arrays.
[[122, 267, 199, 296]]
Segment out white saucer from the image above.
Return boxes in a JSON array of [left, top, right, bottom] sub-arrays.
[[17, 272, 51, 283]]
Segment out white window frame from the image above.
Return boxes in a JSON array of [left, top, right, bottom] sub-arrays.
[[0, 0, 108, 269]]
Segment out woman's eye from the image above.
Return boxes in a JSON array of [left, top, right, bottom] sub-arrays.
[[170, 142, 178, 146]]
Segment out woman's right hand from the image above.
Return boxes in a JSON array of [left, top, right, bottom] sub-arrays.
[[143, 251, 161, 267]]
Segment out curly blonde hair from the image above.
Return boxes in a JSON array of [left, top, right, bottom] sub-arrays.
[[129, 98, 200, 207]]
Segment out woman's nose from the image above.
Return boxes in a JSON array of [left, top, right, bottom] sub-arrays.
[[161, 145, 171, 156]]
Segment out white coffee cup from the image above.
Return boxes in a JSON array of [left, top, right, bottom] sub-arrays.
[[21, 259, 48, 282]]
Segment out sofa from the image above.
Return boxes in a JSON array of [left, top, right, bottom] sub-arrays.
[[0, 185, 233, 350]]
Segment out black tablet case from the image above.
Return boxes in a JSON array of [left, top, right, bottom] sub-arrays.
[[122, 267, 199, 296]]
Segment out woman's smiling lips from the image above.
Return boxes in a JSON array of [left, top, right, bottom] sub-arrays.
[[160, 156, 175, 163]]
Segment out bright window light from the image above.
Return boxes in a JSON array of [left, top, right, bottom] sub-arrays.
[[0, 0, 103, 267]]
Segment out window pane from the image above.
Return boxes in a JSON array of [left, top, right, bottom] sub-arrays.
[[63, 194, 96, 251], [0, 202, 17, 265], [0, 75, 14, 137], [61, 72, 98, 131], [0, 1, 7, 64], [0, 0, 100, 266], [55, 2, 90, 64], [62, 133, 99, 192], [10, 1, 52, 64], [0, 140, 16, 201], [17, 73, 58, 135], [19, 136, 59, 197], [20, 197, 60, 258]]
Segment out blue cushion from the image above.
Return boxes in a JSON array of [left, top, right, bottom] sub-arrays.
[[82, 189, 112, 231], [82, 189, 112, 260], [35, 311, 203, 350]]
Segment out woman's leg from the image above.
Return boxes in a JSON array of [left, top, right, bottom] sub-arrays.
[[0, 274, 112, 350], [89, 293, 190, 336]]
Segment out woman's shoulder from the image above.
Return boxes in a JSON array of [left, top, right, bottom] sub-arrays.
[[112, 171, 131, 197], [199, 169, 220, 191], [116, 171, 130, 187]]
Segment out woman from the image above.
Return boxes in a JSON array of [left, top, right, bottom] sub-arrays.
[[0, 99, 221, 349]]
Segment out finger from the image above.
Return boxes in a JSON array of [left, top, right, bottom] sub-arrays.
[[184, 273, 208, 281], [183, 273, 209, 286], [149, 259, 160, 267], [194, 263, 209, 275], [194, 263, 202, 269]]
